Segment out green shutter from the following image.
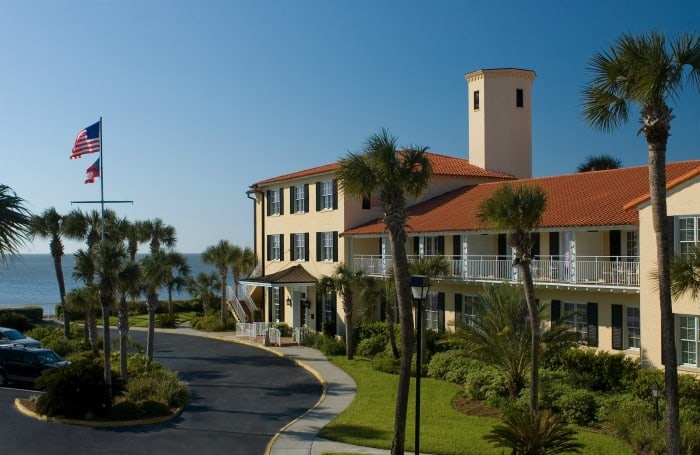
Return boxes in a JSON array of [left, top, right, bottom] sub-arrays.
[[304, 233, 309, 261], [551, 300, 561, 323], [332, 179, 338, 209], [333, 232, 338, 262], [316, 232, 322, 261], [587, 302, 598, 347], [438, 292, 445, 332], [304, 184, 310, 212], [316, 182, 321, 211], [611, 304, 623, 350]]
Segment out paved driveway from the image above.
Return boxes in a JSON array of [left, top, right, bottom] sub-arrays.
[[0, 331, 322, 455]]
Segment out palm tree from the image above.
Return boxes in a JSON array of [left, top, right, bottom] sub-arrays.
[[187, 271, 219, 313], [164, 251, 191, 315], [72, 249, 100, 357], [671, 244, 700, 300], [140, 251, 170, 363], [116, 260, 141, 380], [576, 154, 622, 172], [336, 129, 432, 455], [94, 239, 127, 398], [582, 31, 700, 453], [479, 183, 547, 413], [410, 256, 450, 365], [230, 246, 256, 299], [63, 209, 117, 252], [121, 219, 149, 261], [202, 240, 239, 323], [63, 285, 100, 355], [29, 208, 72, 339], [143, 218, 176, 254], [317, 263, 363, 359], [0, 184, 31, 264]]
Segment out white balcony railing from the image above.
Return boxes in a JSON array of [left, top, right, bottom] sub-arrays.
[[352, 254, 640, 288]]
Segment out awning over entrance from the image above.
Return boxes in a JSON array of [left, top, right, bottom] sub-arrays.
[[240, 264, 317, 288]]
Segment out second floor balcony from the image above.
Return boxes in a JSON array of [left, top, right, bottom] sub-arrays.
[[352, 254, 640, 291]]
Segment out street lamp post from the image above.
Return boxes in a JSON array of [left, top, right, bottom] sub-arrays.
[[652, 383, 660, 429], [410, 275, 431, 455]]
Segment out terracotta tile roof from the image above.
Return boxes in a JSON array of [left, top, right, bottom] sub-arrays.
[[342, 160, 700, 236], [249, 152, 514, 188]]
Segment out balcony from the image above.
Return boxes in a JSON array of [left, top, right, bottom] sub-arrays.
[[352, 255, 640, 290]]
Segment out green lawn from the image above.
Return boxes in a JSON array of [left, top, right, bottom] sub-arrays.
[[101, 312, 199, 328], [321, 356, 633, 455]]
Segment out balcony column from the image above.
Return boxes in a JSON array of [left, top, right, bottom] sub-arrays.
[[461, 234, 468, 280], [565, 232, 576, 282], [511, 246, 518, 281]]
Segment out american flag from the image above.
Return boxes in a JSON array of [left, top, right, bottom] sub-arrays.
[[70, 121, 100, 159], [85, 158, 100, 184]]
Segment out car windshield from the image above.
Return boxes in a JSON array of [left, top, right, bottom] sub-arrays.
[[35, 351, 61, 364], [3, 329, 25, 341]]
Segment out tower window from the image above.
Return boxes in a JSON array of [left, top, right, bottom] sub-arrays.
[[473, 90, 480, 110], [516, 89, 524, 108]]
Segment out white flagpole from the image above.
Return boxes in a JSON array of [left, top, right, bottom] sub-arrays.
[[99, 116, 105, 241]]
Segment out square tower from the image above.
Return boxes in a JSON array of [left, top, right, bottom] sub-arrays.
[[465, 68, 536, 179]]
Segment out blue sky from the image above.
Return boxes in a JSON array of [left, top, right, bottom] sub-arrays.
[[2, 0, 699, 255]]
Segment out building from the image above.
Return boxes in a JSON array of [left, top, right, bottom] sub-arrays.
[[243, 68, 700, 371]]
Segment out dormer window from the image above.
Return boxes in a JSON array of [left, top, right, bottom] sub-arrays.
[[516, 88, 524, 108], [473, 90, 480, 110]]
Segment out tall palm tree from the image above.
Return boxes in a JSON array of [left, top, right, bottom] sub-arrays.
[[479, 183, 547, 413], [63, 285, 99, 354], [94, 239, 127, 397], [317, 263, 363, 360], [29, 207, 72, 339], [576, 154, 622, 172], [71, 249, 100, 357], [582, 31, 700, 453], [140, 251, 170, 363], [230, 246, 256, 298], [0, 184, 31, 264], [187, 271, 219, 313], [164, 251, 191, 315], [116, 260, 141, 380], [63, 209, 117, 252], [336, 129, 432, 455], [202, 240, 239, 323], [143, 218, 176, 254], [120, 219, 150, 261]]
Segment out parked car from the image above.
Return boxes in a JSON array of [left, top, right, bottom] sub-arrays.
[[0, 327, 41, 348], [0, 344, 69, 387]]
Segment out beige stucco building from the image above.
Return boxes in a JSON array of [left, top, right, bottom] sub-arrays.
[[242, 67, 700, 370]]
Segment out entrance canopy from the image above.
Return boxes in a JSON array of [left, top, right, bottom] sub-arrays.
[[240, 264, 317, 288]]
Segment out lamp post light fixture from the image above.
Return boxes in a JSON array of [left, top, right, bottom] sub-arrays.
[[652, 383, 660, 428], [286, 297, 292, 307], [410, 275, 431, 455]]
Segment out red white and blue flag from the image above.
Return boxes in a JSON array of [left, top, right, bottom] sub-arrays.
[[85, 158, 100, 184], [70, 121, 100, 159]]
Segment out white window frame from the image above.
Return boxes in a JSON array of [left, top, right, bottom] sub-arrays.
[[272, 287, 280, 322], [625, 231, 639, 258], [626, 306, 640, 350], [270, 189, 281, 215], [679, 315, 699, 367], [323, 292, 334, 323], [294, 185, 305, 214], [462, 295, 477, 327], [270, 234, 281, 261], [320, 180, 334, 211], [424, 236, 440, 256], [679, 216, 700, 257], [321, 231, 334, 262], [564, 301, 588, 344], [425, 292, 439, 332], [294, 233, 306, 262]]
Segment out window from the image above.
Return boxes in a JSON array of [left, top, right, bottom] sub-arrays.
[[516, 88, 524, 107], [272, 287, 281, 322], [317, 180, 337, 211], [291, 233, 308, 261], [627, 307, 640, 349], [290, 184, 309, 214], [425, 292, 439, 331], [679, 216, 700, 257], [626, 231, 638, 258], [317, 231, 338, 262], [456, 294, 477, 327], [424, 236, 442, 256], [362, 196, 371, 210], [267, 189, 282, 216], [564, 302, 588, 343], [473, 90, 480, 110], [267, 234, 283, 261], [680, 315, 699, 366]]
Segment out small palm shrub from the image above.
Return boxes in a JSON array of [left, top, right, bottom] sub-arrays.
[[156, 312, 178, 328], [190, 311, 236, 331], [484, 409, 583, 455], [125, 368, 190, 408]]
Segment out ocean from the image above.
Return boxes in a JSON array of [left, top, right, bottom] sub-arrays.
[[0, 253, 215, 316]]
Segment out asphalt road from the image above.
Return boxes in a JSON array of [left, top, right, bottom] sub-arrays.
[[0, 331, 323, 455]]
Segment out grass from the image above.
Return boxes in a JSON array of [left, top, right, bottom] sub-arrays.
[[101, 312, 200, 328], [321, 356, 634, 455]]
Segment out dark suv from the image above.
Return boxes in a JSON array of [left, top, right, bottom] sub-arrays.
[[0, 344, 69, 387]]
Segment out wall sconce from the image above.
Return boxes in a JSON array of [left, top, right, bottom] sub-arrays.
[[303, 299, 311, 309], [286, 297, 292, 307]]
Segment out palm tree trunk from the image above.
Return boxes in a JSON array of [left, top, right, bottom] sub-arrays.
[[146, 292, 158, 364], [118, 297, 129, 380], [520, 263, 539, 413], [87, 310, 99, 358], [345, 298, 354, 360], [101, 302, 112, 400], [649, 143, 681, 454], [389, 235, 415, 455], [52, 254, 70, 339], [386, 301, 399, 359], [220, 276, 227, 323]]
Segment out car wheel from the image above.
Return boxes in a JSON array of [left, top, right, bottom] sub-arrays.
[[0, 372, 7, 387]]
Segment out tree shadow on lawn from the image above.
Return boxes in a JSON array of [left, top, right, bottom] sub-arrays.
[[320, 423, 390, 442]]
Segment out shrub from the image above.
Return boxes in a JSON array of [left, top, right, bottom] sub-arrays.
[[555, 389, 599, 426], [0, 311, 32, 332], [372, 352, 400, 375], [157, 313, 178, 328], [598, 395, 665, 453], [125, 368, 189, 408], [354, 321, 388, 345], [320, 336, 346, 356], [0, 307, 42, 324], [190, 312, 236, 331], [35, 358, 125, 419], [630, 368, 665, 400], [543, 347, 639, 392], [111, 400, 143, 420], [464, 367, 509, 402], [139, 400, 172, 417], [356, 334, 387, 358], [273, 322, 292, 338], [321, 320, 336, 338]]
